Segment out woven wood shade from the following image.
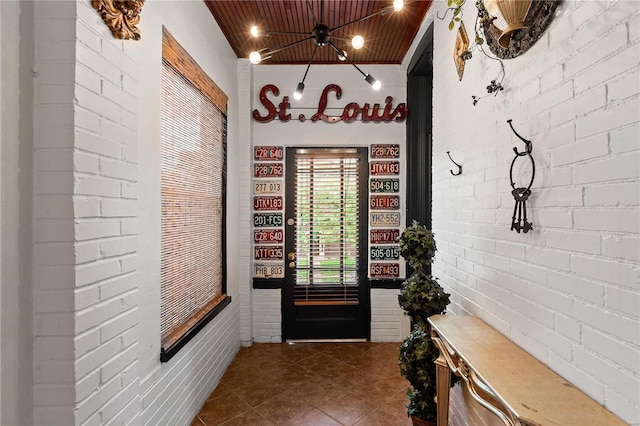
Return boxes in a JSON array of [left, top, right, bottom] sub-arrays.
[[160, 42, 227, 349]]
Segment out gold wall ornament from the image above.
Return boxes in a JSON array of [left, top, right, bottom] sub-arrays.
[[453, 21, 470, 81], [91, 0, 145, 40]]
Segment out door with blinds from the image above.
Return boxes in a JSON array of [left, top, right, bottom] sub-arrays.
[[284, 147, 370, 340]]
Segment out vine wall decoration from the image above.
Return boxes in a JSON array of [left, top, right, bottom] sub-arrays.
[[92, 0, 146, 40]]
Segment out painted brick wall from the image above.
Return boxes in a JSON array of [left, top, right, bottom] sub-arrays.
[[32, 2, 76, 424], [252, 289, 283, 343], [421, 0, 639, 424], [371, 289, 409, 342]]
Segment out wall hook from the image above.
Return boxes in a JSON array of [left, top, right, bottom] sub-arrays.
[[446, 151, 462, 176], [507, 119, 532, 156]]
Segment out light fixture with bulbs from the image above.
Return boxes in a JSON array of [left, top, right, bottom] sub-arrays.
[[248, 0, 405, 99]]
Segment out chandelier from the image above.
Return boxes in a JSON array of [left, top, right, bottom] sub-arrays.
[[248, 0, 405, 100]]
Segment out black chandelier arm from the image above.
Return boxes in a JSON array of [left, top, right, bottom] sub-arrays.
[[328, 41, 367, 78], [301, 44, 319, 83], [265, 35, 314, 57], [329, 5, 393, 33], [264, 30, 311, 36], [307, 0, 318, 26]]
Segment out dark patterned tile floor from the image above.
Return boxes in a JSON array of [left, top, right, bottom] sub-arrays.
[[191, 342, 412, 426]]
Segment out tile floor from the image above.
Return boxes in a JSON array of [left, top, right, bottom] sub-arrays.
[[191, 342, 413, 426]]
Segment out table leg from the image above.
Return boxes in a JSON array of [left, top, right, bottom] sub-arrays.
[[435, 349, 451, 426]]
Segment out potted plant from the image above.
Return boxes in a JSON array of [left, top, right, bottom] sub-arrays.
[[397, 220, 455, 426]]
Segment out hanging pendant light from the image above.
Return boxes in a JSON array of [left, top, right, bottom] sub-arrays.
[[248, 0, 404, 98], [483, 0, 533, 47]]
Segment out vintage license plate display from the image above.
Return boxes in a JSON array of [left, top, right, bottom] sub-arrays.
[[370, 262, 400, 278], [254, 212, 283, 227], [253, 196, 283, 211], [370, 178, 400, 193], [370, 161, 400, 175], [253, 229, 284, 244], [254, 146, 284, 161], [370, 229, 400, 244], [254, 163, 284, 178], [370, 212, 400, 227], [370, 195, 400, 210], [254, 245, 284, 260], [254, 180, 282, 194], [370, 144, 400, 159], [370, 246, 400, 260], [254, 263, 284, 278]]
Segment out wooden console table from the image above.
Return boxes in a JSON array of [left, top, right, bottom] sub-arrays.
[[428, 315, 626, 426]]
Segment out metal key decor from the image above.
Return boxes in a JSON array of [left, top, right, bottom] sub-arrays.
[[508, 119, 535, 233]]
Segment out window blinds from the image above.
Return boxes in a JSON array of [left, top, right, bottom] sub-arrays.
[[160, 60, 225, 348], [293, 149, 362, 305]]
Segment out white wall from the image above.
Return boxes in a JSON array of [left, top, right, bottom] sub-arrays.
[[405, 1, 639, 424], [1, 1, 35, 424], [28, 0, 243, 424], [248, 64, 410, 342]]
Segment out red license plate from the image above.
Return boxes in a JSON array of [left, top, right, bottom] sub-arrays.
[[370, 161, 400, 175], [254, 163, 284, 178], [254, 245, 284, 260], [369, 262, 400, 278], [253, 196, 283, 211], [253, 229, 284, 244], [370, 229, 400, 244], [370, 144, 400, 159], [254, 146, 284, 161], [370, 195, 400, 210]]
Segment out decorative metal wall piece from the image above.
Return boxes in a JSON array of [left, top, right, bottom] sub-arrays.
[[480, 0, 559, 60], [508, 120, 534, 233], [446, 151, 462, 176], [92, 0, 145, 40]]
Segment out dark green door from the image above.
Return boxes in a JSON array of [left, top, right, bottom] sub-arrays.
[[283, 147, 370, 340]]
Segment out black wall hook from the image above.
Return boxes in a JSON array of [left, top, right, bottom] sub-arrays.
[[446, 151, 462, 176], [508, 119, 532, 156]]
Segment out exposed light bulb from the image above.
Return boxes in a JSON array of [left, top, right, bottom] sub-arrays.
[[393, 0, 404, 11], [351, 35, 364, 49], [338, 50, 348, 61], [249, 51, 262, 64], [250, 25, 259, 37], [364, 74, 381, 90], [293, 82, 305, 100]]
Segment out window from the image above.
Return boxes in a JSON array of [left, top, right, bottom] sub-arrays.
[[293, 148, 363, 304], [159, 28, 229, 362]]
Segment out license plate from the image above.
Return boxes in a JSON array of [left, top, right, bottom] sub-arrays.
[[254, 163, 284, 178], [254, 246, 284, 260], [370, 178, 400, 193], [370, 195, 400, 210], [370, 212, 400, 227], [254, 263, 285, 278], [370, 246, 400, 260], [254, 213, 283, 227], [370, 262, 400, 278], [370, 144, 400, 159], [370, 161, 400, 175], [370, 229, 399, 244], [254, 180, 282, 194], [253, 196, 283, 211], [253, 229, 284, 244], [254, 146, 284, 161]]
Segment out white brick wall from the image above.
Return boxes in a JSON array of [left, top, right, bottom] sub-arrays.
[[252, 289, 283, 343], [421, 1, 640, 424], [371, 289, 408, 342]]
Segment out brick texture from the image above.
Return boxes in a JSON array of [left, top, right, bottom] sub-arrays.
[[427, 1, 640, 424]]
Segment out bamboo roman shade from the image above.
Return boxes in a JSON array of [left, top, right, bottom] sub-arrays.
[[160, 29, 227, 353], [293, 149, 362, 305]]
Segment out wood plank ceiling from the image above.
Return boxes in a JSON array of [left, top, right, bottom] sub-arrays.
[[204, 1, 433, 65]]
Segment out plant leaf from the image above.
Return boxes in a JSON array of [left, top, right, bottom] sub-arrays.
[[449, 21, 454, 30]]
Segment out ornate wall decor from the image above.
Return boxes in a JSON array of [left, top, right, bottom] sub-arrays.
[[480, 0, 558, 59], [91, 0, 145, 40], [454, 22, 470, 81]]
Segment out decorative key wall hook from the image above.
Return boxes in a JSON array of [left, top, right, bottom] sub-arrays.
[[446, 151, 462, 176], [508, 120, 535, 233]]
